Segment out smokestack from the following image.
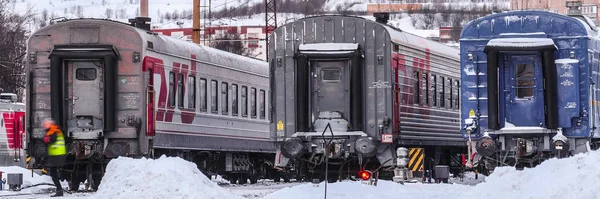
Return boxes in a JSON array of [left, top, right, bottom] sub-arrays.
[[192, 0, 201, 44], [140, 0, 148, 17]]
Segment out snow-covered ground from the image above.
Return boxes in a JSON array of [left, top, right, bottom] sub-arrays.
[[3, 149, 600, 198]]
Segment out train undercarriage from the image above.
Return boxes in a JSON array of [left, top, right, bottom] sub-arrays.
[[471, 132, 600, 175], [152, 148, 283, 185]]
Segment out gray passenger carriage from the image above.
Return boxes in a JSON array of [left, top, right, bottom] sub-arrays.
[[25, 17, 279, 189], [269, 14, 464, 181]]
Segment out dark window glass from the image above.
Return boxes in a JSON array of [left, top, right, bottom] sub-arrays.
[[188, 76, 196, 109], [178, 73, 184, 108], [222, 82, 229, 115], [321, 69, 341, 82], [260, 90, 265, 119], [241, 86, 248, 117], [232, 84, 238, 116], [75, 68, 96, 81], [515, 64, 534, 98], [211, 80, 218, 113], [169, 72, 175, 107], [251, 88, 257, 118], [200, 78, 207, 112]]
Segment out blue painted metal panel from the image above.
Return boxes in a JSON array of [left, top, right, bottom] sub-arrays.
[[555, 58, 580, 128], [460, 11, 598, 140]]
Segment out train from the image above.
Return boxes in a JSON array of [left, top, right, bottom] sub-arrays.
[[0, 93, 25, 167], [460, 10, 600, 174], [24, 17, 281, 191], [269, 13, 466, 182]]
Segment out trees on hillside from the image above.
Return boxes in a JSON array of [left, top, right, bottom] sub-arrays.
[[209, 33, 252, 57], [0, 0, 32, 99]]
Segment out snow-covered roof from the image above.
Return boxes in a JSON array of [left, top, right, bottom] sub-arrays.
[[486, 38, 556, 48], [555, 58, 579, 64], [298, 43, 359, 51]]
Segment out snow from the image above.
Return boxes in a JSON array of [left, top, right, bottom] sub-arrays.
[[466, 150, 600, 199], [486, 38, 556, 48], [262, 180, 466, 199], [263, 150, 600, 199], [555, 58, 579, 64], [499, 32, 546, 36], [90, 155, 239, 199], [298, 43, 359, 51]]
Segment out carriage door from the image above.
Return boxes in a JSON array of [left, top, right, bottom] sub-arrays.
[[504, 54, 545, 127], [69, 61, 104, 135], [311, 60, 350, 121]]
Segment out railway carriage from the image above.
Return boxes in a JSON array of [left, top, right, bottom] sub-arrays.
[[460, 11, 600, 173], [25, 17, 278, 190], [269, 14, 465, 182]]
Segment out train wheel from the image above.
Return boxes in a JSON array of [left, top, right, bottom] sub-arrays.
[[272, 172, 281, 182], [249, 176, 258, 184]]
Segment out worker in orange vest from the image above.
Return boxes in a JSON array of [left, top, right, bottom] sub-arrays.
[[42, 118, 66, 197]]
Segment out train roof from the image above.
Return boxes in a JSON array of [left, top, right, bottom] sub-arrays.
[[35, 18, 269, 76], [290, 15, 460, 60], [460, 10, 600, 40]]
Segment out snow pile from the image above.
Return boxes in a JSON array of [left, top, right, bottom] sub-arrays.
[[469, 150, 600, 199], [262, 180, 465, 199], [263, 150, 600, 199], [91, 155, 239, 199]]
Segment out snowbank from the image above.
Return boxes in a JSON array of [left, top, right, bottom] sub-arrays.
[[91, 155, 239, 199], [264, 150, 600, 199], [468, 150, 600, 199]]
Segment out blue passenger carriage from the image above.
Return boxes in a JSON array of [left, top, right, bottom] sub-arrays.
[[460, 11, 600, 172]]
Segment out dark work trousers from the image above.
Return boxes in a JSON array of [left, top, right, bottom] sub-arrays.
[[48, 166, 63, 191]]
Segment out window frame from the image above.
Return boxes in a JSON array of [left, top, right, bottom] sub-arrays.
[[211, 80, 218, 114], [241, 86, 248, 117], [251, 87, 257, 118], [178, 73, 185, 108], [232, 84, 239, 116], [199, 78, 207, 112], [188, 75, 196, 109], [259, 89, 265, 119], [221, 82, 229, 115], [168, 72, 176, 107]]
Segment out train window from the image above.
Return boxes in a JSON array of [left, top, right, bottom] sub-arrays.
[[422, 72, 428, 105], [75, 68, 96, 81], [232, 84, 239, 116], [321, 68, 341, 82], [454, 80, 460, 109], [211, 80, 218, 114], [178, 73, 184, 108], [222, 82, 229, 115], [188, 76, 196, 109], [447, 78, 453, 109], [430, 75, 437, 107], [260, 89, 265, 119], [439, 76, 445, 108], [242, 86, 248, 117], [413, 71, 419, 104], [169, 72, 175, 107], [200, 78, 207, 112], [515, 64, 534, 98], [251, 88, 257, 118]]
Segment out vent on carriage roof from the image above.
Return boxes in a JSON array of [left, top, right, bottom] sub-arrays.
[[129, 17, 152, 32], [373, 12, 390, 24]]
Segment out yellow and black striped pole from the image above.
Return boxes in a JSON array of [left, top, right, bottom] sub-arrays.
[[408, 148, 425, 173], [25, 155, 47, 175]]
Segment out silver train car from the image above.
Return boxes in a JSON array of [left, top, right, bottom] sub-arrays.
[[269, 14, 465, 182], [25, 17, 279, 190]]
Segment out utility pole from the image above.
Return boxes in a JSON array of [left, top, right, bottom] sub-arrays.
[[265, 0, 277, 60], [140, 0, 148, 17], [193, 0, 201, 44]]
